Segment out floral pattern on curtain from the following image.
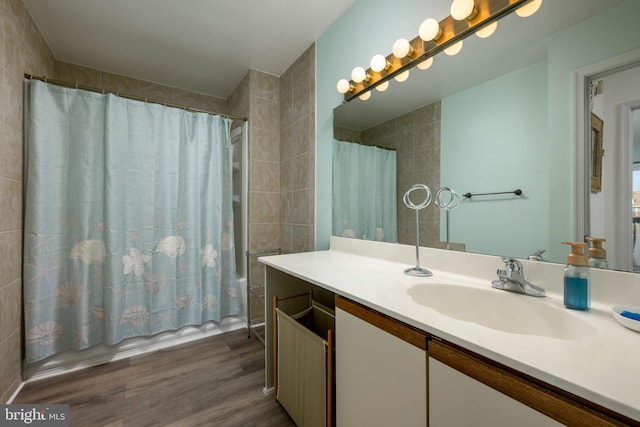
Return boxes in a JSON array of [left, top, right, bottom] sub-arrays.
[[332, 139, 398, 243], [23, 80, 240, 363]]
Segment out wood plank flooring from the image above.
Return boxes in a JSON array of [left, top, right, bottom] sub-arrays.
[[14, 329, 295, 427]]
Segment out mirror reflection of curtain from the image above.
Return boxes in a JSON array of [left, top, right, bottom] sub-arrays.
[[332, 139, 397, 242], [23, 80, 240, 363]]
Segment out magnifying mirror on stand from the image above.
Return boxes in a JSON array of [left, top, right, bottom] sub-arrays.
[[435, 187, 460, 250], [403, 184, 432, 277]]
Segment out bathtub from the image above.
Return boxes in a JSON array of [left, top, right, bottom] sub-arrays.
[[25, 276, 248, 381]]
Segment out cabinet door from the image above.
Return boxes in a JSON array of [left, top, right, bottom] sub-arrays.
[[336, 298, 427, 427], [429, 356, 562, 427], [428, 340, 624, 427]]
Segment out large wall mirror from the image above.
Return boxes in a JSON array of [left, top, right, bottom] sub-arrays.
[[332, 0, 640, 271]]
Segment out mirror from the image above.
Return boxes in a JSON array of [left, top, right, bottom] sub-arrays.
[[332, 0, 637, 269]]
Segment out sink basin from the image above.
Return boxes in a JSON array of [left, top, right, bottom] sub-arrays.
[[407, 284, 597, 340]]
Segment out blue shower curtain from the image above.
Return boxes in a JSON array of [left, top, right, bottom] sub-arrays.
[[332, 139, 397, 242], [23, 80, 240, 363]]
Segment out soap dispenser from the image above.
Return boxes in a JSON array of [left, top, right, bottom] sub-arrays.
[[562, 241, 590, 311], [586, 237, 608, 269]]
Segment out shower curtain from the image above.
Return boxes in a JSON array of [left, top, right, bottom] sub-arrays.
[[332, 139, 397, 242], [23, 80, 240, 363]]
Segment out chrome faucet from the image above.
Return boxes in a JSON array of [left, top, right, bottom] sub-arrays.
[[527, 249, 546, 261], [491, 257, 545, 297]]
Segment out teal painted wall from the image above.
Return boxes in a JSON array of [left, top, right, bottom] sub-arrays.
[[441, 60, 548, 259]]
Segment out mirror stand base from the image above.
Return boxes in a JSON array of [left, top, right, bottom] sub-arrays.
[[404, 266, 433, 277]]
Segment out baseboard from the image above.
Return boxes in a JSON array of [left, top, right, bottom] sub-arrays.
[[6, 382, 24, 404], [263, 386, 274, 396], [25, 317, 246, 383]]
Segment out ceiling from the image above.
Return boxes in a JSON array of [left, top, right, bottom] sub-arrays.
[[22, 0, 358, 99]]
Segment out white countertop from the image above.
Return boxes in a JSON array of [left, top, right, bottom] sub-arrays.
[[260, 240, 640, 422]]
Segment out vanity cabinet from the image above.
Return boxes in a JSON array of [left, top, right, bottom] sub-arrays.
[[428, 339, 629, 427], [335, 296, 428, 427]]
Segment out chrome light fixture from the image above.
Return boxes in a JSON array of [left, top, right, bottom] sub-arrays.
[[336, 0, 542, 102]]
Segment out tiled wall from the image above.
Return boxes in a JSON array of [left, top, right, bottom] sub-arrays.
[[55, 62, 228, 114], [246, 70, 281, 257], [240, 70, 282, 310], [280, 45, 315, 254], [0, 0, 56, 403]]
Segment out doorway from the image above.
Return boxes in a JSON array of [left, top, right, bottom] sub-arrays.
[[584, 61, 640, 271]]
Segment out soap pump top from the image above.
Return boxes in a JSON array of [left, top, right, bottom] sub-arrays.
[[585, 237, 608, 268], [562, 241, 588, 266]]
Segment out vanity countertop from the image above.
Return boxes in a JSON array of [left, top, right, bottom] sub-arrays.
[[260, 241, 640, 423]]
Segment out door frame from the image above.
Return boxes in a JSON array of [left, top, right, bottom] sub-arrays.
[[574, 48, 640, 271]]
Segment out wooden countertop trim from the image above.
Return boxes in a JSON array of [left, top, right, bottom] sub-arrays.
[[336, 296, 428, 350], [430, 339, 637, 427]]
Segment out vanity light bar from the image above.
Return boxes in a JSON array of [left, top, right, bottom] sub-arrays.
[[339, 0, 536, 102]]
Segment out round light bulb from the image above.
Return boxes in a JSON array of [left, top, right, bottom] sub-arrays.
[[370, 54, 388, 73], [375, 81, 389, 92], [516, 0, 542, 17], [336, 79, 351, 94], [351, 66, 367, 83], [475, 21, 497, 38], [394, 70, 410, 83], [419, 18, 441, 42], [450, 0, 475, 21], [444, 40, 463, 56], [417, 57, 434, 70], [359, 91, 371, 101], [392, 38, 412, 59]]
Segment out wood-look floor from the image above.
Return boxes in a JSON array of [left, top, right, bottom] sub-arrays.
[[15, 329, 295, 427]]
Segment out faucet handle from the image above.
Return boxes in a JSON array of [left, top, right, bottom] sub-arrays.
[[528, 249, 546, 261], [500, 257, 522, 272]]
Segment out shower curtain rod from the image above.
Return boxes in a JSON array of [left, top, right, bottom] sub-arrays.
[[334, 137, 397, 151], [24, 74, 248, 122]]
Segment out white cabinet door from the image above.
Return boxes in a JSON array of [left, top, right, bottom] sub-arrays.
[[429, 356, 562, 427], [336, 304, 427, 427]]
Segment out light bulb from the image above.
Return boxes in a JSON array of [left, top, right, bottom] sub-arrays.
[[419, 18, 441, 42], [351, 67, 368, 83], [359, 91, 371, 101], [375, 81, 389, 92], [370, 54, 388, 73], [392, 38, 412, 59], [417, 57, 434, 70], [394, 70, 410, 83], [475, 21, 497, 38], [444, 40, 463, 56], [450, 0, 476, 20], [336, 79, 351, 94], [516, 0, 542, 17]]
